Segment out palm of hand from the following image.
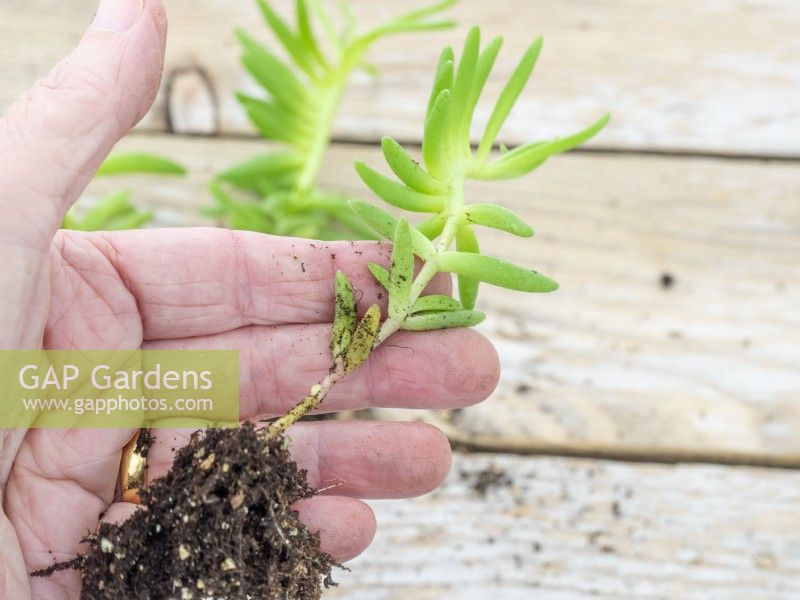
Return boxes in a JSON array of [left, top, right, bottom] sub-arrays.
[[1, 229, 497, 598]]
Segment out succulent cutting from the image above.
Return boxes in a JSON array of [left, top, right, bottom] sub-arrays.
[[268, 25, 608, 434]]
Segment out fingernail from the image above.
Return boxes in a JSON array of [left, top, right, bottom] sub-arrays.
[[92, 0, 143, 32]]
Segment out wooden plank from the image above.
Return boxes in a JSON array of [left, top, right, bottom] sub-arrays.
[[80, 133, 800, 463], [325, 451, 800, 599], [2, 1, 800, 155]]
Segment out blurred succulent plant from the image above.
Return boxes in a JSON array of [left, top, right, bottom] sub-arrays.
[[268, 26, 609, 435], [210, 0, 457, 239], [63, 153, 185, 231]]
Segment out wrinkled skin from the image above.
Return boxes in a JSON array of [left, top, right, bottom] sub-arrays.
[[0, 1, 500, 598]]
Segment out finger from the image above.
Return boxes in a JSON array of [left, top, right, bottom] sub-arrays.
[[144, 324, 500, 417], [0, 0, 166, 349], [288, 421, 452, 499], [0, 0, 167, 245], [85, 228, 451, 340], [294, 496, 376, 562], [102, 501, 142, 523], [146, 422, 452, 500]]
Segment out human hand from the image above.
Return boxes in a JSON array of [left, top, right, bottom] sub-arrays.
[[0, 1, 500, 598]]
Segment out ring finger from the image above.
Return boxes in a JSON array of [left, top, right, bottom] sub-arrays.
[[145, 420, 452, 500]]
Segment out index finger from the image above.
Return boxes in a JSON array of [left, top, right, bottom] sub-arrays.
[[68, 227, 451, 340]]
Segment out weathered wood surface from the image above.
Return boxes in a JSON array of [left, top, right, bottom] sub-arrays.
[[4, 2, 800, 595], [83, 133, 800, 464], [2, 1, 800, 155], [325, 451, 800, 599]]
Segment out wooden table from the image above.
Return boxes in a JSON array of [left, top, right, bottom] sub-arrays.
[[2, 1, 799, 597]]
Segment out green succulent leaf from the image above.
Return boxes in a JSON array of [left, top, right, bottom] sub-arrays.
[[285, 220, 321, 238], [365, 19, 455, 39], [422, 89, 453, 180], [216, 151, 303, 191], [476, 114, 610, 180], [347, 199, 398, 240], [455, 225, 480, 309], [367, 262, 390, 289], [307, 0, 338, 48], [449, 26, 480, 150], [336, 0, 356, 41], [464, 203, 533, 237], [356, 3, 456, 50], [438, 251, 559, 293], [330, 270, 357, 358], [388, 218, 414, 321], [61, 211, 79, 230], [324, 212, 378, 240], [65, 191, 154, 232], [302, 193, 378, 240], [255, 0, 316, 75], [426, 47, 454, 121], [237, 29, 308, 108], [477, 37, 543, 163], [392, 0, 457, 23], [73, 191, 131, 230], [347, 199, 436, 259], [236, 93, 306, 145], [416, 214, 447, 240], [459, 35, 502, 149], [209, 181, 274, 231], [296, 0, 328, 69], [355, 161, 445, 213], [381, 137, 447, 195], [67, 152, 182, 232], [410, 294, 462, 314], [343, 304, 381, 373], [402, 309, 485, 331], [96, 153, 185, 177], [104, 211, 154, 230]]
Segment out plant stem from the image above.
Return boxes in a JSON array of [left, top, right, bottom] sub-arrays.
[[294, 82, 344, 194], [266, 175, 468, 436], [295, 47, 372, 196], [265, 361, 345, 438], [376, 175, 464, 342]]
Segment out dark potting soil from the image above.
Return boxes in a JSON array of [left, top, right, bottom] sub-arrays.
[[32, 422, 338, 599]]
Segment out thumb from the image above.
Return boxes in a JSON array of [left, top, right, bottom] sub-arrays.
[[0, 0, 167, 245]]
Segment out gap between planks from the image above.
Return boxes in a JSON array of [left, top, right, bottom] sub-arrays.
[[4, 1, 800, 156], [124, 130, 800, 164], [447, 439, 800, 471]]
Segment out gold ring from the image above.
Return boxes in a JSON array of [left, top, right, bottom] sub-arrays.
[[119, 429, 148, 504]]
